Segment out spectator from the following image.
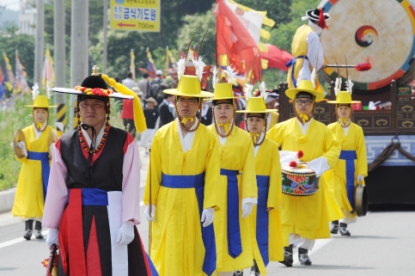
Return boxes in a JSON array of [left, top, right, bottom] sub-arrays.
[[150, 70, 163, 99], [138, 72, 152, 101], [121, 89, 143, 139], [122, 72, 138, 89], [158, 93, 175, 127], [141, 97, 159, 156], [156, 75, 174, 104], [201, 100, 213, 125]]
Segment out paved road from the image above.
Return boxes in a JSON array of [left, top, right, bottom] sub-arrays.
[[1, 147, 414, 275]]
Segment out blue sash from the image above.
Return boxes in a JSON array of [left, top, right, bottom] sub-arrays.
[[68, 188, 109, 206], [220, 169, 242, 258], [339, 150, 357, 213], [256, 175, 270, 266], [27, 151, 50, 200], [286, 55, 308, 88], [161, 173, 216, 276]]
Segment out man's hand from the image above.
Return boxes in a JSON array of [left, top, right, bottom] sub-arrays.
[[201, 208, 214, 227], [17, 141, 27, 156], [242, 202, 254, 218], [144, 204, 156, 221], [116, 221, 135, 245], [46, 228, 59, 248]]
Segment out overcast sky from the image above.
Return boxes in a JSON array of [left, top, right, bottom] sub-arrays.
[[0, 0, 19, 11]]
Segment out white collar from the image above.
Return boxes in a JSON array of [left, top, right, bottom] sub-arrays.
[[308, 20, 322, 35], [80, 122, 106, 148]]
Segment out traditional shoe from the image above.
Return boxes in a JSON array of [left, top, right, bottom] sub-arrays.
[[34, 230, 44, 239], [279, 244, 293, 267], [23, 229, 33, 240], [23, 220, 34, 240], [339, 222, 351, 236], [34, 221, 43, 239], [232, 270, 243, 276], [250, 260, 260, 276], [331, 220, 339, 234], [298, 248, 312, 265]]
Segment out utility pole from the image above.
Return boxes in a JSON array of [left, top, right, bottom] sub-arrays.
[[34, 0, 44, 84], [54, 0, 66, 134], [69, 0, 89, 130], [103, 0, 108, 73]]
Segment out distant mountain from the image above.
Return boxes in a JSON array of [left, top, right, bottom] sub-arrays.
[[0, 9, 19, 30]]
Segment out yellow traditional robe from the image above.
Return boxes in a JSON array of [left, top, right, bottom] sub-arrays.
[[144, 120, 220, 276], [207, 125, 258, 272], [325, 122, 368, 218], [267, 118, 342, 240], [250, 137, 284, 266], [287, 24, 323, 92], [266, 112, 279, 132], [12, 125, 55, 219]]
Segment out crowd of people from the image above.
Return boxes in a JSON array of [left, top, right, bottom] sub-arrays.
[[9, 6, 370, 276]]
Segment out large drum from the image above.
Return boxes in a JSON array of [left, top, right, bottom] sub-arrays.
[[281, 165, 319, 196], [320, 0, 415, 91]]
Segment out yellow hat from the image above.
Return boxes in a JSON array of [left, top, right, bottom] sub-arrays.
[[285, 80, 324, 102], [236, 97, 278, 113], [25, 95, 57, 108], [164, 75, 212, 98], [210, 83, 242, 100], [327, 91, 361, 104]]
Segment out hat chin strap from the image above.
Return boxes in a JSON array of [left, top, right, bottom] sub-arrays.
[[294, 104, 314, 124]]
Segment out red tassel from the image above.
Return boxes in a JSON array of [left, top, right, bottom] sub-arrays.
[[289, 161, 297, 167], [297, 150, 304, 159], [318, 7, 328, 29], [355, 58, 372, 71]]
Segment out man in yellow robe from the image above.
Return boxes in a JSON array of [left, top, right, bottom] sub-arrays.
[[144, 74, 220, 276], [286, 7, 330, 93], [207, 82, 260, 275], [267, 80, 342, 266], [12, 94, 57, 240], [326, 90, 368, 236], [237, 95, 284, 275]]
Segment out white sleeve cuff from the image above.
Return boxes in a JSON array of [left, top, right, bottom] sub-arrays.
[[307, 157, 330, 177]]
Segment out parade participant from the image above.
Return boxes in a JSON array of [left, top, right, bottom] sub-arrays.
[[207, 69, 260, 275], [265, 90, 279, 131], [267, 80, 342, 266], [43, 67, 152, 275], [326, 89, 368, 236], [236, 87, 283, 275], [201, 100, 213, 125], [12, 88, 57, 240], [286, 7, 330, 92], [143, 68, 220, 275], [141, 97, 159, 156]]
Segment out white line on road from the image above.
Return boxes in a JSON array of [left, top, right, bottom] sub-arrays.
[[0, 230, 49, 249]]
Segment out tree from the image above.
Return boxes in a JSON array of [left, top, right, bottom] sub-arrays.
[[0, 26, 35, 87]]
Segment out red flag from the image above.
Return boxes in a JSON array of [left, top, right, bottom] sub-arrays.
[[260, 44, 293, 71], [215, 0, 261, 83]]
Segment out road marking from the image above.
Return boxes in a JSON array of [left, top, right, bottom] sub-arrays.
[[0, 230, 49, 249]]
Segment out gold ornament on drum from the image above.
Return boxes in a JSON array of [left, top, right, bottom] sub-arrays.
[[13, 129, 27, 159]]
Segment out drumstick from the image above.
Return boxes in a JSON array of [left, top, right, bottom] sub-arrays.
[[325, 63, 371, 71]]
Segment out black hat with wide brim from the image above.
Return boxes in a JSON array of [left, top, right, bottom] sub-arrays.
[[305, 8, 330, 21], [52, 75, 133, 100]]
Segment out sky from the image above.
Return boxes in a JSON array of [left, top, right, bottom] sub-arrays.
[[0, 0, 20, 11]]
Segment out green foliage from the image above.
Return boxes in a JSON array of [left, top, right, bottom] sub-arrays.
[[0, 94, 37, 190], [268, 0, 321, 51], [176, 5, 216, 66], [0, 27, 35, 88]]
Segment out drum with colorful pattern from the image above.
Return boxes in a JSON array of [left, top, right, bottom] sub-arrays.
[[281, 165, 319, 196]]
